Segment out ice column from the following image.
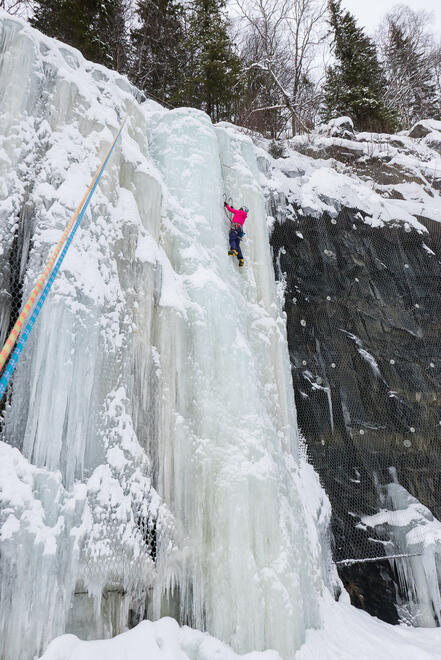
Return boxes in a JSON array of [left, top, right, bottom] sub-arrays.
[[362, 471, 441, 627], [0, 13, 173, 657], [146, 109, 326, 658]]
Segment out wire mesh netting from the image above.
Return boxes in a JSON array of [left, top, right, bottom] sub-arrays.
[[2, 122, 441, 632], [3, 199, 441, 568], [271, 205, 441, 571]]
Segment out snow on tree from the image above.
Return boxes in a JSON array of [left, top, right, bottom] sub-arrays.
[[377, 5, 440, 129]]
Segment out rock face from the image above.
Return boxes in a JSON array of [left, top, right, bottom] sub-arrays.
[[267, 120, 441, 624], [271, 208, 441, 622]]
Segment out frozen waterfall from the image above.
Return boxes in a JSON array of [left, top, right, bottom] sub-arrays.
[[361, 469, 441, 628], [0, 12, 330, 660]]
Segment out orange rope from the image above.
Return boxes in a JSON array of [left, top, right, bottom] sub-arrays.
[[0, 119, 126, 371]]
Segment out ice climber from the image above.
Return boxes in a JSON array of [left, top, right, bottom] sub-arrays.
[[224, 202, 249, 267]]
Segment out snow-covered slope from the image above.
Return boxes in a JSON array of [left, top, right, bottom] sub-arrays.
[[265, 115, 441, 231]]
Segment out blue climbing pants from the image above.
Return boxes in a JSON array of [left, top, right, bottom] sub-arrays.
[[229, 228, 243, 259]]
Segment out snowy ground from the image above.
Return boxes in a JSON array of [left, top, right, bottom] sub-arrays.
[[40, 596, 441, 660], [297, 595, 441, 660], [40, 617, 281, 660]]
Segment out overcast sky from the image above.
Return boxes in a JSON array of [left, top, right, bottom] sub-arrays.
[[342, 0, 441, 34]]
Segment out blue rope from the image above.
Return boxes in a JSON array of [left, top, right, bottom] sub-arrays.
[[0, 122, 125, 403]]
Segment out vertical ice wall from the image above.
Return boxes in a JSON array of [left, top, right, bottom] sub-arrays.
[[0, 11, 330, 660], [0, 13, 176, 658], [143, 110, 327, 657]]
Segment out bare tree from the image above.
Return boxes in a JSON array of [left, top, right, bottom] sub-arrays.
[[432, 45, 441, 102], [234, 0, 327, 136], [377, 4, 432, 53], [285, 0, 327, 132], [376, 4, 440, 128], [0, 0, 34, 17], [238, 12, 292, 138]]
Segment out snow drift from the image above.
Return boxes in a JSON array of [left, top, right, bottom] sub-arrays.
[[38, 602, 441, 660]]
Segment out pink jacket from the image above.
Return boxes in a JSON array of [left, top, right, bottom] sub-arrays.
[[226, 204, 247, 227]]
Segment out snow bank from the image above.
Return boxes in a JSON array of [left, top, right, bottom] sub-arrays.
[[40, 618, 282, 660], [40, 599, 441, 660], [296, 595, 441, 660]]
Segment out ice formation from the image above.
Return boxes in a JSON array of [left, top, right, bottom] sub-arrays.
[[0, 12, 329, 660], [361, 469, 441, 628], [3, 9, 441, 660]]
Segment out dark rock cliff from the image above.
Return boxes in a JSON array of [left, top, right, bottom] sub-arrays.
[[268, 120, 441, 624]]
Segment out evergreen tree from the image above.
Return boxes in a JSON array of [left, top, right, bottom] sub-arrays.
[[31, 0, 128, 71], [180, 0, 243, 122], [323, 0, 397, 132], [130, 0, 186, 104], [384, 19, 439, 128], [101, 0, 130, 74]]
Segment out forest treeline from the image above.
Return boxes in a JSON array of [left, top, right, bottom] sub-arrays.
[[3, 0, 441, 138]]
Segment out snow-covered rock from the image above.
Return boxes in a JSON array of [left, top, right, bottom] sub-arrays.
[[408, 119, 441, 139], [318, 116, 355, 140]]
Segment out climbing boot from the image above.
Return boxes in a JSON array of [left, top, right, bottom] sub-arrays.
[[239, 259, 244, 267], [228, 250, 238, 257]]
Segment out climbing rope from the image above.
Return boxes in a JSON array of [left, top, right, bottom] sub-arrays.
[[0, 119, 126, 373], [0, 118, 126, 403]]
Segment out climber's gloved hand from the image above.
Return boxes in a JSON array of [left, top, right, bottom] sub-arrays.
[[224, 201, 227, 207]]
